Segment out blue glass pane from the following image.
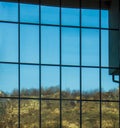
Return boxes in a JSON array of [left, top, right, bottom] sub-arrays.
[[20, 25, 39, 63], [0, 2, 18, 22], [41, 26, 59, 64], [20, 4, 39, 23], [82, 9, 99, 27], [82, 29, 99, 66], [82, 68, 99, 100], [0, 64, 18, 96], [41, 66, 60, 98], [0, 23, 18, 62], [62, 8, 80, 26], [62, 67, 80, 99], [101, 30, 109, 67], [101, 10, 109, 28], [41, 6, 59, 25], [62, 27, 80, 65], [20, 65, 39, 97]]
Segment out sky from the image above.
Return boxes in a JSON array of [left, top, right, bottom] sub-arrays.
[[0, 2, 119, 94]]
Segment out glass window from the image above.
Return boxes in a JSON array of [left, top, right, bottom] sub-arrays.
[[82, 9, 99, 27], [82, 68, 99, 100], [41, 6, 59, 25], [20, 3, 39, 23], [101, 10, 109, 28], [62, 67, 80, 99], [82, 102, 100, 128], [20, 65, 39, 97], [0, 23, 18, 62], [20, 24, 39, 63], [0, 2, 18, 22], [62, 27, 80, 65], [0, 64, 18, 97], [20, 99, 39, 127], [41, 100, 60, 127], [41, 66, 60, 99], [102, 68, 119, 101], [82, 29, 99, 66], [62, 100, 80, 128], [62, 8, 80, 26], [41, 26, 60, 64]]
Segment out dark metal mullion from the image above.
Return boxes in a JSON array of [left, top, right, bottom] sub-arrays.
[[99, 0, 102, 128], [79, 0, 82, 127], [39, 0, 41, 128], [60, 0, 62, 127], [18, 1, 20, 128], [119, 1, 120, 127]]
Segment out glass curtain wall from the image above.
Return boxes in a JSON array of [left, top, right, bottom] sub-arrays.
[[0, 0, 119, 128]]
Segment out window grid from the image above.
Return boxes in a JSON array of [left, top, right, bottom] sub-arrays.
[[0, 0, 119, 128]]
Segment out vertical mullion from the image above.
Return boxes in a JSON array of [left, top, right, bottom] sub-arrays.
[[60, 0, 62, 127], [39, 0, 41, 128], [79, 0, 82, 128], [99, 0, 102, 128], [18, 0, 20, 128], [119, 0, 120, 126]]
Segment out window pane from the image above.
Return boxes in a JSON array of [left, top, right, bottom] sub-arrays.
[[0, 2, 18, 22], [62, 67, 80, 99], [20, 3, 39, 23], [41, 100, 60, 128], [101, 30, 109, 67], [82, 68, 99, 100], [0, 23, 18, 62], [101, 10, 109, 28], [41, 6, 59, 25], [62, 8, 80, 26], [0, 99, 18, 127], [20, 24, 39, 63], [41, 26, 59, 64], [82, 9, 99, 27], [62, 27, 80, 65], [82, 102, 100, 128], [102, 102, 119, 128], [20, 65, 39, 97], [102, 68, 119, 101], [41, 66, 60, 99], [62, 100, 80, 128], [82, 29, 99, 66], [20, 99, 39, 127], [0, 64, 18, 97]]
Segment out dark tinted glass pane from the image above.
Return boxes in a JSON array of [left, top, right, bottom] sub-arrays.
[[0, 23, 18, 62], [0, 64, 18, 97], [20, 65, 39, 98], [41, 100, 60, 128], [20, 3, 39, 23], [82, 9, 99, 27], [41, 66, 60, 99], [62, 67, 80, 99], [62, 8, 80, 26], [82, 29, 99, 66], [62, 27, 80, 65], [20, 100, 39, 127], [82, 102, 100, 128], [82, 68, 99, 100], [0, 99, 18, 127], [41, 6, 59, 25], [20, 24, 39, 63], [62, 100, 80, 128], [41, 26, 59, 64], [0, 2, 18, 22]]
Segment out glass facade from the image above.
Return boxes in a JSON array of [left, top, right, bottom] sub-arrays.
[[0, 0, 119, 128]]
